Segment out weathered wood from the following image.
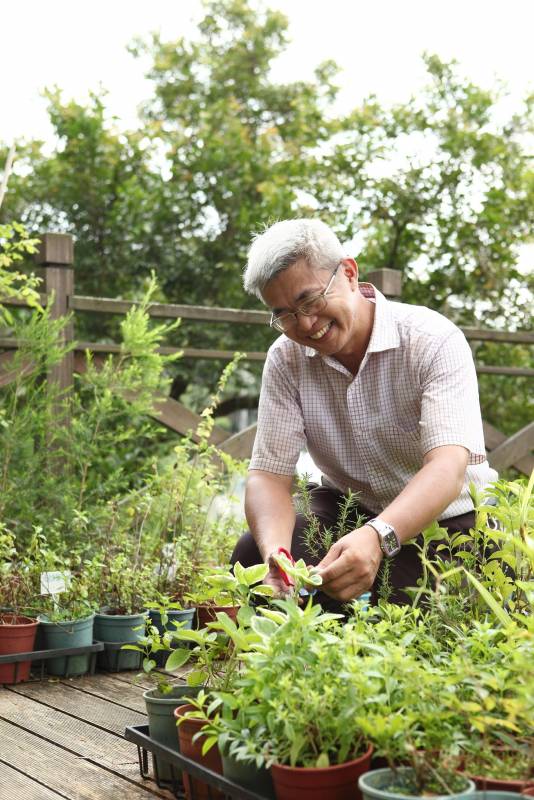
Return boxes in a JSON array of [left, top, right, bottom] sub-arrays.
[[475, 365, 534, 378], [487, 421, 534, 472], [366, 268, 402, 298], [35, 233, 74, 266], [0, 690, 147, 787], [483, 421, 533, 475], [0, 717, 163, 800], [0, 762, 66, 800], [74, 340, 268, 362], [218, 423, 257, 459], [0, 351, 36, 387], [150, 397, 228, 444], [0, 292, 49, 308], [10, 680, 146, 735], [463, 327, 534, 344], [57, 673, 149, 714], [71, 294, 270, 324]]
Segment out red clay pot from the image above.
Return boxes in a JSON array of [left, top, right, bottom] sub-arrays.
[[0, 614, 39, 684], [174, 702, 224, 800], [195, 604, 239, 629], [271, 743, 373, 800], [521, 787, 534, 796], [463, 746, 534, 793]]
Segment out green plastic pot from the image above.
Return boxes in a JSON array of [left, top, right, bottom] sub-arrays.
[[94, 608, 146, 671], [221, 747, 275, 799], [359, 768, 476, 800], [38, 613, 95, 677], [143, 684, 201, 784]]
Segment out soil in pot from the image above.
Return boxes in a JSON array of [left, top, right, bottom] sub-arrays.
[[0, 614, 39, 684], [38, 613, 95, 677], [272, 744, 373, 800], [143, 684, 201, 784], [174, 702, 224, 800], [359, 766, 476, 800], [94, 608, 146, 671]]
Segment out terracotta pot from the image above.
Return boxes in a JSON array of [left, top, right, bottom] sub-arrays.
[[0, 614, 39, 684], [195, 604, 239, 629], [271, 743, 373, 800], [521, 787, 534, 796], [463, 746, 534, 793], [174, 702, 224, 800]]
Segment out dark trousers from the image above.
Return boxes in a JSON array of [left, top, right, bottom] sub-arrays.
[[231, 483, 475, 612]]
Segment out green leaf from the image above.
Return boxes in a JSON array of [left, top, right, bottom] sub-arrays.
[[142, 658, 156, 673], [316, 753, 330, 768], [187, 669, 207, 687], [242, 563, 269, 585], [164, 648, 191, 671], [463, 569, 512, 627]]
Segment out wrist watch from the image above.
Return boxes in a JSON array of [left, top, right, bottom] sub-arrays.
[[367, 518, 401, 558]]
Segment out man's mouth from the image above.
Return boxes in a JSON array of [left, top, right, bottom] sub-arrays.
[[310, 321, 333, 341]]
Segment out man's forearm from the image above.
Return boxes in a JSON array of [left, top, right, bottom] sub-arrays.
[[376, 445, 469, 544], [244, 470, 295, 561]]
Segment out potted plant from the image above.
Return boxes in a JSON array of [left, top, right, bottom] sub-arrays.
[[87, 549, 153, 671], [0, 526, 39, 684], [38, 570, 96, 677]]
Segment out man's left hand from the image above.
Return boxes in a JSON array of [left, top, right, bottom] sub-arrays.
[[315, 525, 383, 601]]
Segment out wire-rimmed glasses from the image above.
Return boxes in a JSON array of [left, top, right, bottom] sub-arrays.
[[269, 263, 341, 333]]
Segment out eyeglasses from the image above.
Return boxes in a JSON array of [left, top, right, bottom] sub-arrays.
[[269, 263, 341, 333]]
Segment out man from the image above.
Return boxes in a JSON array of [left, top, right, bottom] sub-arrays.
[[231, 219, 497, 605]]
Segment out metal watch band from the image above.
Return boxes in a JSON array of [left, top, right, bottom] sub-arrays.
[[367, 517, 401, 558]]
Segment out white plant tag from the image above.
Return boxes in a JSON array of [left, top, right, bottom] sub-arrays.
[[40, 571, 70, 596]]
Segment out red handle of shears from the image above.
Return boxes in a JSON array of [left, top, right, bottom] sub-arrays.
[[274, 546, 295, 587]]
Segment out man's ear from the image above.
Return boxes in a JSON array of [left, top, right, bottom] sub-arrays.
[[342, 258, 358, 284]]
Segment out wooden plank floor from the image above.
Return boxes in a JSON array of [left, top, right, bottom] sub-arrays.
[[0, 669, 185, 800]]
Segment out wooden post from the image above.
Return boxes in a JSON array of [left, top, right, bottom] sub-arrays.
[[365, 268, 402, 299], [36, 233, 75, 439]]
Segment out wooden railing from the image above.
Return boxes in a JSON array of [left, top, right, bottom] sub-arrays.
[[1, 233, 533, 472]]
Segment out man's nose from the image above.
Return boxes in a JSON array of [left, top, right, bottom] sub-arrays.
[[295, 312, 318, 333]]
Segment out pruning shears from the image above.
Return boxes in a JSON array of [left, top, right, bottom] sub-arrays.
[[274, 546, 318, 598]]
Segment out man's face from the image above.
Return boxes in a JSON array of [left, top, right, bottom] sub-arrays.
[[262, 258, 363, 358]]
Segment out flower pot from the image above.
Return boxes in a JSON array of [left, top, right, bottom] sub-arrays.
[[0, 614, 39, 684], [195, 604, 239, 629], [272, 744, 373, 800], [148, 608, 196, 667], [472, 794, 533, 800], [358, 767, 476, 800], [94, 608, 146, 671], [38, 613, 95, 677], [143, 684, 201, 784], [521, 788, 534, 797], [462, 747, 534, 794], [221, 747, 275, 799], [174, 702, 224, 800]]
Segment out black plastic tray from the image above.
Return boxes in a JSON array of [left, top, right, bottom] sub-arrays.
[[125, 723, 271, 800], [0, 641, 105, 682]]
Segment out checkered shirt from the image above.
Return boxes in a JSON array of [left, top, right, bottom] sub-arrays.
[[250, 283, 497, 519]]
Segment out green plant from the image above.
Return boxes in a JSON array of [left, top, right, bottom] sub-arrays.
[[298, 482, 364, 560]]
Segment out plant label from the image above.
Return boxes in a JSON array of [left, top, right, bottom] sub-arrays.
[[40, 571, 71, 596]]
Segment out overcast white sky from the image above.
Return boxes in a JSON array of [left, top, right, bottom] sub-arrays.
[[2, 0, 533, 147]]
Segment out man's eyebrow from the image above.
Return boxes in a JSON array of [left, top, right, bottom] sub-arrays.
[[272, 285, 320, 315]]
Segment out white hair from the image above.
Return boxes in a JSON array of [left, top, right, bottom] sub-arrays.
[[243, 219, 347, 301]]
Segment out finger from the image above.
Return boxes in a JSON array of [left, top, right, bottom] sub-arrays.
[[316, 551, 352, 584], [316, 542, 342, 571]]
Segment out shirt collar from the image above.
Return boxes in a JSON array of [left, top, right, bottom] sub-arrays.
[[305, 282, 400, 359]]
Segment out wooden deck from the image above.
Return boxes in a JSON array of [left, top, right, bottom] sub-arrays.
[[0, 671, 180, 800]]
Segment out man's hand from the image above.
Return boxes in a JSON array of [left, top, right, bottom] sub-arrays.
[[262, 551, 296, 599], [315, 525, 383, 601]]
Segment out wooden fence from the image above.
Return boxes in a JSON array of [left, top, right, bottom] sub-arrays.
[[1, 233, 533, 474]]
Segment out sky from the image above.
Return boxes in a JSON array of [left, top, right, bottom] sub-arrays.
[[2, 0, 533, 147]]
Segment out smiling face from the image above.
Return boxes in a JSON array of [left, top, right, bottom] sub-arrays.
[[262, 258, 374, 366]]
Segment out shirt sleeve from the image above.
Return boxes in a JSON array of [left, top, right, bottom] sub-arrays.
[[249, 349, 306, 475], [419, 329, 487, 464]]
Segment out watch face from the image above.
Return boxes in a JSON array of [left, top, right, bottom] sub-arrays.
[[384, 532, 399, 554]]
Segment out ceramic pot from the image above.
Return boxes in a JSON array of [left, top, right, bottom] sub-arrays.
[[195, 604, 238, 629], [271, 744, 373, 800], [0, 614, 39, 684], [174, 702, 224, 800]]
